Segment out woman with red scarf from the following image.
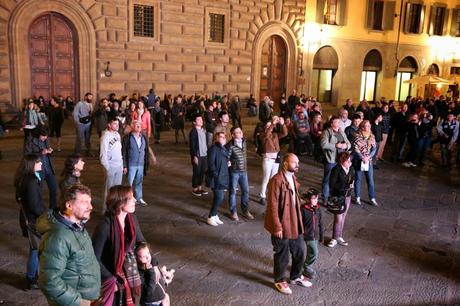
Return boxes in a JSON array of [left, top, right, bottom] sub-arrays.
[[92, 185, 146, 305]]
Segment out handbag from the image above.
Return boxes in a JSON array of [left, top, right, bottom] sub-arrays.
[[79, 115, 91, 124], [326, 196, 347, 215]]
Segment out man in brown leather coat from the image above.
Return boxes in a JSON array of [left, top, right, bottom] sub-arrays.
[[264, 153, 312, 294]]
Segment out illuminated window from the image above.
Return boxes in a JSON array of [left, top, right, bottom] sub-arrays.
[[360, 71, 377, 101], [404, 2, 424, 34], [209, 13, 225, 43], [428, 5, 448, 36], [134, 4, 154, 38], [395, 72, 413, 101], [316, 0, 347, 26], [312, 69, 334, 103], [324, 0, 338, 25]]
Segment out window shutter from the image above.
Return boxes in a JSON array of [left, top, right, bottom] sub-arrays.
[[451, 8, 459, 36], [382, 1, 396, 30], [442, 8, 450, 36], [428, 6, 435, 35], [417, 5, 426, 34], [337, 0, 348, 26], [316, 0, 326, 23], [403, 2, 412, 33], [367, 0, 375, 29]]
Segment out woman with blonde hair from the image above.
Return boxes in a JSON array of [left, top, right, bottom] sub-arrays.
[[352, 120, 378, 206]]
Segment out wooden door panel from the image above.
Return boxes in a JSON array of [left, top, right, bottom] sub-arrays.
[[29, 13, 77, 100], [259, 35, 286, 105]]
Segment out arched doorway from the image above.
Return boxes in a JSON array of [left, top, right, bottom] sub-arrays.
[[361, 49, 382, 102], [395, 56, 418, 101], [312, 46, 338, 103], [259, 35, 287, 104], [29, 13, 78, 100]]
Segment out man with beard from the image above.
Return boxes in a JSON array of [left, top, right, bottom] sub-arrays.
[[37, 184, 101, 306], [264, 153, 311, 295], [73, 92, 94, 156]]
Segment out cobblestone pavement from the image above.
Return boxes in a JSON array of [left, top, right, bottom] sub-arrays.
[[0, 119, 459, 305]]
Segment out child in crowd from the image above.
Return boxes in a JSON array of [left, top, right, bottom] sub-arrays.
[[136, 242, 174, 306], [300, 188, 323, 281]]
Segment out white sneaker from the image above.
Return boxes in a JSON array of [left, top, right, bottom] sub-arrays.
[[214, 215, 224, 225], [207, 217, 218, 226], [370, 198, 379, 206], [327, 239, 337, 248], [409, 162, 417, 167], [355, 197, 361, 205], [290, 275, 312, 288], [337, 237, 348, 246], [402, 162, 411, 168]]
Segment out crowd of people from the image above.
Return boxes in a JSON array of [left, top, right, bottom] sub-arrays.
[[9, 87, 460, 301]]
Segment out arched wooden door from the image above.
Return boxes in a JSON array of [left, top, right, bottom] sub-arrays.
[[259, 35, 286, 104], [29, 13, 78, 100]]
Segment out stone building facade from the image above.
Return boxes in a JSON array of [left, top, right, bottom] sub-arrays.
[[0, 0, 306, 110]]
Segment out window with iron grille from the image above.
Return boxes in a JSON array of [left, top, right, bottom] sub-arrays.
[[134, 4, 154, 38], [324, 0, 338, 25], [209, 13, 225, 43]]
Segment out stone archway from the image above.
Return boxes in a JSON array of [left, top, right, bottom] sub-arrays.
[[252, 22, 298, 103], [8, 0, 96, 107]]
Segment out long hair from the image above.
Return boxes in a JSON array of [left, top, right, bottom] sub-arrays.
[[14, 154, 39, 189], [61, 154, 83, 177], [106, 185, 133, 216]]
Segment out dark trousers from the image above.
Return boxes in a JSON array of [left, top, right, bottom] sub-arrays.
[[192, 156, 207, 188], [294, 135, 313, 156], [392, 133, 407, 161], [42, 171, 58, 209], [271, 235, 306, 282]]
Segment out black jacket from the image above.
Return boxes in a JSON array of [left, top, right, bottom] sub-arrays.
[[371, 123, 383, 142], [189, 127, 206, 158], [300, 205, 323, 241], [204, 110, 217, 133], [226, 138, 247, 172], [329, 165, 354, 197], [139, 258, 166, 304], [206, 143, 229, 190], [16, 174, 45, 224]]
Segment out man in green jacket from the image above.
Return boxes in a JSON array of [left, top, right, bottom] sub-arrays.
[[37, 184, 101, 306]]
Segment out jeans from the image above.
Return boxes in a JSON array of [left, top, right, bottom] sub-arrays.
[[417, 137, 431, 164], [405, 139, 418, 163], [127, 165, 144, 201], [260, 157, 280, 198], [209, 189, 225, 217], [303, 240, 318, 270], [104, 164, 123, 211], [42, 170, 58, 209], [75, 123, 91, 153], [271, 235, 306, 282], [332, 196, 351, 239], [229, 171, 249, 213], [192, 156, 207, 188], [354, 164, 375, 199], [322, 162, 336, 199], [440, 144, 453, 166], [26, 248, 39, 281]]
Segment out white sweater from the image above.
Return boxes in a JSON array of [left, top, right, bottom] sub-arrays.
[[99, 130, 123, 170]]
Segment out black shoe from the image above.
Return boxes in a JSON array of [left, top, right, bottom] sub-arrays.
[[27, 279, 39, 290], [374, 165, 380, 170], [259, 198, 267, 206]]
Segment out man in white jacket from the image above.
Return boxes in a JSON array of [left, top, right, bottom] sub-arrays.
[[100, 117, 123, 212]]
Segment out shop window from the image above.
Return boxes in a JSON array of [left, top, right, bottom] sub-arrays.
[[366, 0, 396, 31], [404, 2, 425, 34], [428, 4, 448, 36]]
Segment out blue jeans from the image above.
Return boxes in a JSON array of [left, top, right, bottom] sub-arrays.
[[42, 170, 58, 209], [322, 162, 336, 199], [209, 189, 225, 217], [417, 137, 431, 164], [75, 124, 91, 153], [229, 171, 249, 213], [26, 248, 39, 281], [354, 164, 375, 199], [128, 165, 144, 201]]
